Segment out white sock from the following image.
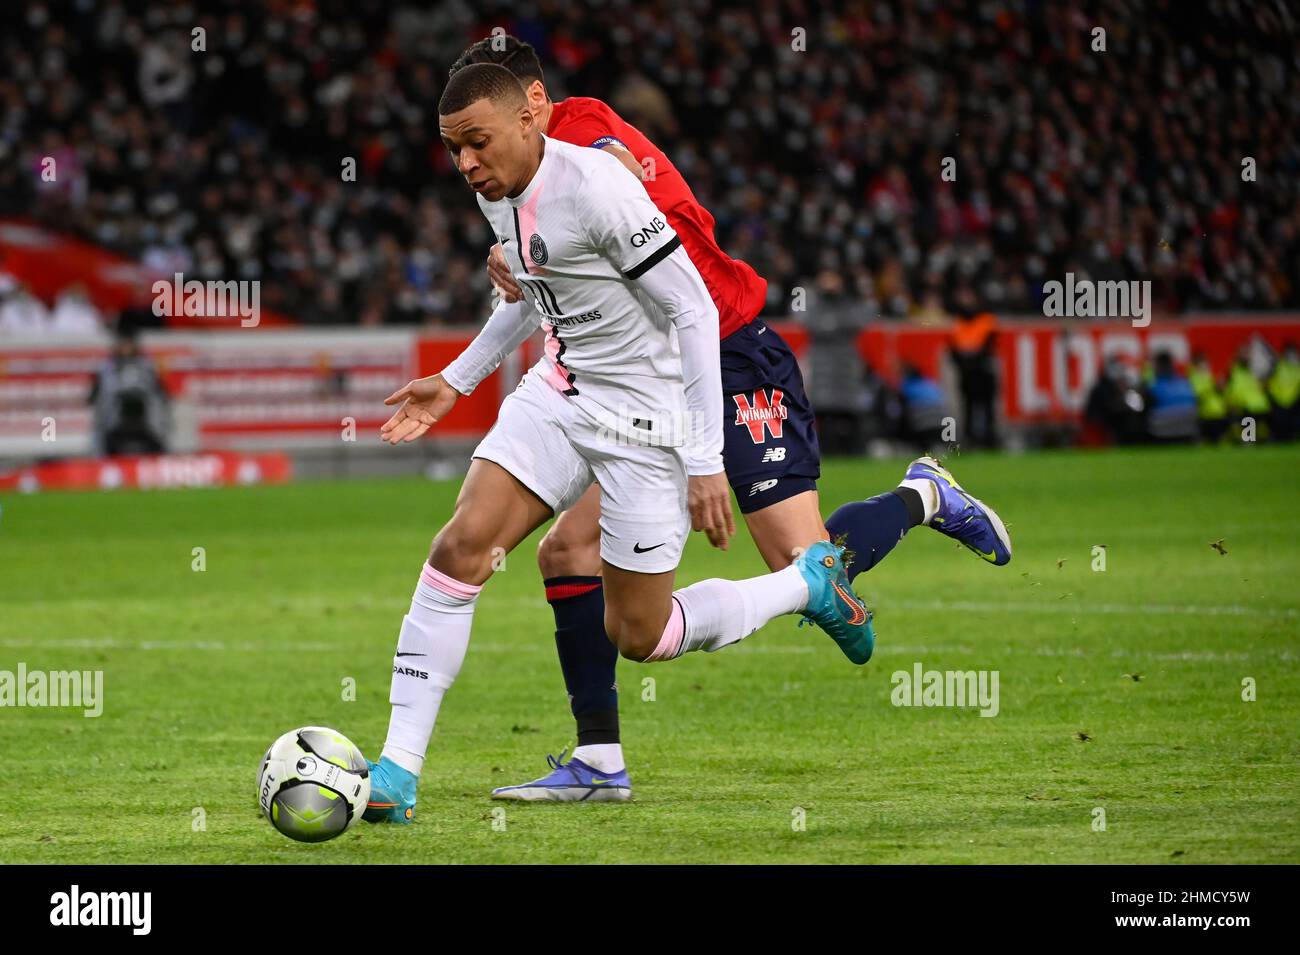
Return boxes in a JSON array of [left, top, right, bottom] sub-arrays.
[[381, 564, 481, 776], [898, 477, 939, 524], [572, 743, 624, 773], [671, 563, 808, 655]]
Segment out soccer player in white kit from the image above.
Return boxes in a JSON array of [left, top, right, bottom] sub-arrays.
[[362, 64, 872, 823]]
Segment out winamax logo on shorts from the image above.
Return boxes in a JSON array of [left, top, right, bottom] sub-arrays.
[[49, 886, 151, 935], [1042, 272, 1152, 328], [0, 663, 103, 717], [891, 663, 999, 717]]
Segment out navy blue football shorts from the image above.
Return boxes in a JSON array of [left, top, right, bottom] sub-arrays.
[[719, 320, 822, 514]]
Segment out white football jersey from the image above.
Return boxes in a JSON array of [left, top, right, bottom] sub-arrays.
[[476, 135, 691, 444]]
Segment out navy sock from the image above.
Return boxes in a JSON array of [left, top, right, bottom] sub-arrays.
[[824, 489, 922, 582], [544, 576, 619, 746]]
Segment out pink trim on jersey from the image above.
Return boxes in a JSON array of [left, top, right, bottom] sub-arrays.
[[420, 563, 483, 600], [644, 598, 686, 662], [517, 186, 574, 395], [540, 321, 574, 395], [516, 187, 544, 275]]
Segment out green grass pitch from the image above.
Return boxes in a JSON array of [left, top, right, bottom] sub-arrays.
[[1, 444, 1297, 864]]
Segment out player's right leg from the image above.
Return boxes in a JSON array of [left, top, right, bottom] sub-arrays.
[[367, 372, 593, 823], [824, 456, 1012, 581], [365, 459, 556, 823], [717, 320, 874, 659], [723, 319, 1009, 586]]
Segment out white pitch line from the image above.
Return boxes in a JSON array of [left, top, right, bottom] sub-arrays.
[[5, 594, 1292, 620], [0, 638, 1293, 664], [883, 598, 1298, 619]]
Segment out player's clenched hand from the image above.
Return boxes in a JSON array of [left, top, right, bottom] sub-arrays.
[[380, 374, 460, 444], [487, 244, 523, 304], [688, 472, 735, 550]]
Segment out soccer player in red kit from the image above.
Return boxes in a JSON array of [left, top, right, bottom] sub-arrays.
[[418, 37, 1012, 804]]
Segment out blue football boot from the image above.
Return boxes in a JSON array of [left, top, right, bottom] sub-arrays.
[[491, 751, 632, 802], [905, 456, 1012, 565], [794, 540, 875, 664], [363, 755, 417, 824]]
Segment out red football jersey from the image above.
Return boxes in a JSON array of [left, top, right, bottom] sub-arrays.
[[546, 96, 767, 339]]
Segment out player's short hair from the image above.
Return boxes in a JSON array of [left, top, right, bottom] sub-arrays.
[[438, 63, 528, 117], [448, 35, 546, 88]]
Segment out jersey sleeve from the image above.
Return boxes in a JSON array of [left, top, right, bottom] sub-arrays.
[[440, 297, 537, 395], [577, 152, 681, 279], [630, 244, 724, 474]]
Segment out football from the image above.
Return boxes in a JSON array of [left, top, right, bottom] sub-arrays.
[[257, 727, 371, 843]]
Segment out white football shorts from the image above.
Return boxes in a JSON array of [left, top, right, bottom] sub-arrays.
[[471, 368, 690, 573]]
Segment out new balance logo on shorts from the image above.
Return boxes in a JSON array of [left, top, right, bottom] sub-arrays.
[[733, 388, 788, 443], [749, 479, 779, 496], [761, 447, 786, 463]]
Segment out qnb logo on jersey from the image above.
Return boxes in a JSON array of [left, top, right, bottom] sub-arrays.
[[629, 215, 668, 248], [733, 388, 788, 443], [529, 233, 549, 266]]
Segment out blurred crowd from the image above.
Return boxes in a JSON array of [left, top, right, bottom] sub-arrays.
[[0, 276, 103, 335], [1085, 339, 1300, 445], [1, 0, 1298, 332]]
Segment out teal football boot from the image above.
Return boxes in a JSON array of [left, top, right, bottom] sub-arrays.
[[794, 540, 875, 664]]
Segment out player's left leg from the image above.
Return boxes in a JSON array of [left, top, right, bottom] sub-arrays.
[[587, 440, 871, 665], [602, 540, 871, 665], [533, 485, 624, 776], [489, 485, 633, 803]]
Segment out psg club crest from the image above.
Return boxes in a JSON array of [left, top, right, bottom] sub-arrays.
[[529, 233, 549, 266]]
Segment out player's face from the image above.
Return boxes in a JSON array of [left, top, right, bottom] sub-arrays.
[[439, 98, 535, 202]]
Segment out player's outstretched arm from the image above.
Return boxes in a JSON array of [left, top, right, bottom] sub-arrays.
[[380, 297, 537, 444], [380, 373, 460, 443]]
